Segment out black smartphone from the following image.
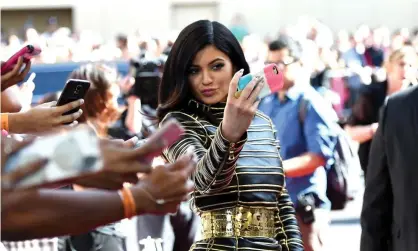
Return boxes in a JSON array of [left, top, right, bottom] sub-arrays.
[[56, 79, 90, 118]]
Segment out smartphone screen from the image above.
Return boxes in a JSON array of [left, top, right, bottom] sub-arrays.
[[56, 79, 91, 116]]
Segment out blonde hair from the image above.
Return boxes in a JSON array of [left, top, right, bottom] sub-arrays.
[[386, 46, 417, 66], [384, 46, 418, 86]]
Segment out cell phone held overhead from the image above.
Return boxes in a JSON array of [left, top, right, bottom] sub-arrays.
[[56, 79, 91, 116], [237, 64, 284, 99]]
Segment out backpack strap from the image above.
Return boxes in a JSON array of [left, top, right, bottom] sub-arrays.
[[298, 97, 309, 124]]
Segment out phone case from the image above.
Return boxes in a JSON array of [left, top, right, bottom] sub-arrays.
[[1, 45, 41, 74], [135, 119, 185, 164], [4, 126, 103, 189], [237, 64, 284, 99], [56, 79, 91, 118]]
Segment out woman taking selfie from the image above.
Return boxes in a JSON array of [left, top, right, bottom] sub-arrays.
[[158, 20, 303, 251]]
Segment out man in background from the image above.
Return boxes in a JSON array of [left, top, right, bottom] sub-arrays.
[[360, 85, 418, 251]]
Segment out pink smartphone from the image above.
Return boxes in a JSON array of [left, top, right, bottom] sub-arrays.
[[1, 45, 42, 74], [237, 64, 284, 99], [137, 119, 185, 164]]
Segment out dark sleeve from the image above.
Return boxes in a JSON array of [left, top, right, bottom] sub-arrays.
[[276, 188, 304, 251], [360, 101, 393, 251], [346, 91, 373, 126], [161, 112, 247, 194]]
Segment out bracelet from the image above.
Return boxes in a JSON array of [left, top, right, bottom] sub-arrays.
[[138, 186, 166, 205], [117, 185, 137, 219], [1, 113, 9, 131]]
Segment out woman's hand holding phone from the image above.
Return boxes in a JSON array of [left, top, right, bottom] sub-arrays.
[[1, 57, 31, 92], [221, 69, 264, 143], [7, 99, 84, 134]]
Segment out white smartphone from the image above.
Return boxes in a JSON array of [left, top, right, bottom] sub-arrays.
[[3, 125, 103, 189]]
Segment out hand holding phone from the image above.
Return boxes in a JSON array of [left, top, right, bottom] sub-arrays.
[[75, 120, 185, 190], [1, 57, 32, 91], [3, 126, 102, 189], [236, 64, 284, 99], [221, 69, 267, 143], [1, 45, 41, 74], [20, 99, 84, 134], [1, 135, 46, 190], [134, 119, 185, 164], [56, 79, 90, 122]]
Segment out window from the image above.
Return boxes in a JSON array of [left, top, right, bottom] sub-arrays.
[[171, 2, 219, 30]]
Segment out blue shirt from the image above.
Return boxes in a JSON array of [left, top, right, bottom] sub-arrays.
[[258, 85, 338, 209]]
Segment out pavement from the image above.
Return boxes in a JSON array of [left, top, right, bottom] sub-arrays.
[[326, 192, 363, 251]]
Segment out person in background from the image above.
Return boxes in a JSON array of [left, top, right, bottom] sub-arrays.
[[68, 63, 123, 137], [41, 16, 59, 40], [229, 13, 249, 44], [259, 37, 338, 251], [116, 34, 130, 60], [360, 85, 418, 251], [65, 63, 142, 251], [345, 46, 418, 175]]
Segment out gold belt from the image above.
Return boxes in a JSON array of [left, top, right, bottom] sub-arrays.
[[200, 206, 276, 239]]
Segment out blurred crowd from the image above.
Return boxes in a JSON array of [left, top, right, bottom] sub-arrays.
[[2, 16, 418, 67], [2, 15, 418, 117]]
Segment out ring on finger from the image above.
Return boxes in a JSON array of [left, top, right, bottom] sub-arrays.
[[156, 199, 166, 205], [234, 90, 242, 99]]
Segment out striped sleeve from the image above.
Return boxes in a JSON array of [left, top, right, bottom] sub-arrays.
[[276, 188, 304, 251], [161, 112, 247, 193]]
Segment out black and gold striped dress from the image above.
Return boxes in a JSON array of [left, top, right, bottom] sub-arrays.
[[161, 100, 303, 251]]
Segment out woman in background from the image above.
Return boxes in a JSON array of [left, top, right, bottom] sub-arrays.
[[345, 46, 418, 175]]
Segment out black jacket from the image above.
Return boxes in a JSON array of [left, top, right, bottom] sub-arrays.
[[360, 85, 418, 251]]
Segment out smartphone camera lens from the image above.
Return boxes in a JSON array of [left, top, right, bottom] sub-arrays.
[[74, 85, 82, 95], [273, 66, 279, 75]]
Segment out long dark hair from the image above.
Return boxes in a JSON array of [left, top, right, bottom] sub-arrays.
[[157, 20, 250, 122]]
